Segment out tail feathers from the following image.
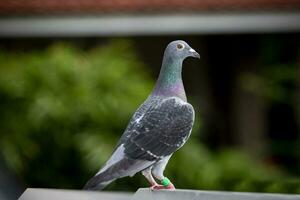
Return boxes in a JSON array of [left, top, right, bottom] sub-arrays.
[[83, 157, 153, 190], [83, 164, 118, 190], [83, 174, 113, 190]]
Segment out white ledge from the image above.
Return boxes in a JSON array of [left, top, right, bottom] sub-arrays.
[[18, 188, 133, 200], [134, 188, 300, 200], [18, 188, 300, 200]]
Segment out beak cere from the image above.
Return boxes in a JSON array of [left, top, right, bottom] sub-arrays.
[[189, 48, 200, 59]]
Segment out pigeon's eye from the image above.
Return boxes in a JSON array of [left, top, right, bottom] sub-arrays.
[[177, 43, 184, 50]]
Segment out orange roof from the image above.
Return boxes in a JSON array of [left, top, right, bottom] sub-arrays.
[[1, 0, 300, 15]]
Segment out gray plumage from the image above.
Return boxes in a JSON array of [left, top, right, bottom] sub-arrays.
[[84, 40, 200, 190]]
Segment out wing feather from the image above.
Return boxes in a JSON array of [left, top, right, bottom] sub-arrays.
[[122, 97, 194, 161]]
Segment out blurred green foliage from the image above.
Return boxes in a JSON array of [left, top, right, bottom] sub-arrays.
[[238, 37, 300, 179], [0, 40, 153, 188], [0, 40, 299, 193], [239, 37, 298, 104], [239, 65, 296, 104]]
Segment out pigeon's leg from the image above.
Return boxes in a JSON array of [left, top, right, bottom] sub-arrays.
[[142, 167, 162, 189], [151, 155, 175, 190]]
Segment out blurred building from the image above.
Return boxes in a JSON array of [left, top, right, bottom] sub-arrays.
[[0, 0, 300, 198], [0, 0, 300, 36]]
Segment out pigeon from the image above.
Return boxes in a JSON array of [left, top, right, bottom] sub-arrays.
[[84, 40, 200, 191]]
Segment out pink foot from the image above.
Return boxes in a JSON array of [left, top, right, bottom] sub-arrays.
[[150, 183, 176, 190]]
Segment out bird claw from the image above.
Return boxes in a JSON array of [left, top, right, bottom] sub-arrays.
[[150, 183, 175, 191]]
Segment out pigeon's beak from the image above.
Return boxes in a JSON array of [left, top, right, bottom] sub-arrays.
[[189, 48, 200, 59]]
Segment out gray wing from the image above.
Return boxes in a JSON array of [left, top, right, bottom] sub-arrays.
[[122, 97, 194, 161]]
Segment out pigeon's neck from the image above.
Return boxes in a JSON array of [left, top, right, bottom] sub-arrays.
[[152, 56, 186, 101]]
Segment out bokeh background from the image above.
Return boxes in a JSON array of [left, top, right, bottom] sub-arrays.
[[0, 1, 300, 199]]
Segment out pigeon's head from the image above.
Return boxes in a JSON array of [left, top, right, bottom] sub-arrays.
[[165, 40, 200, 61]]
